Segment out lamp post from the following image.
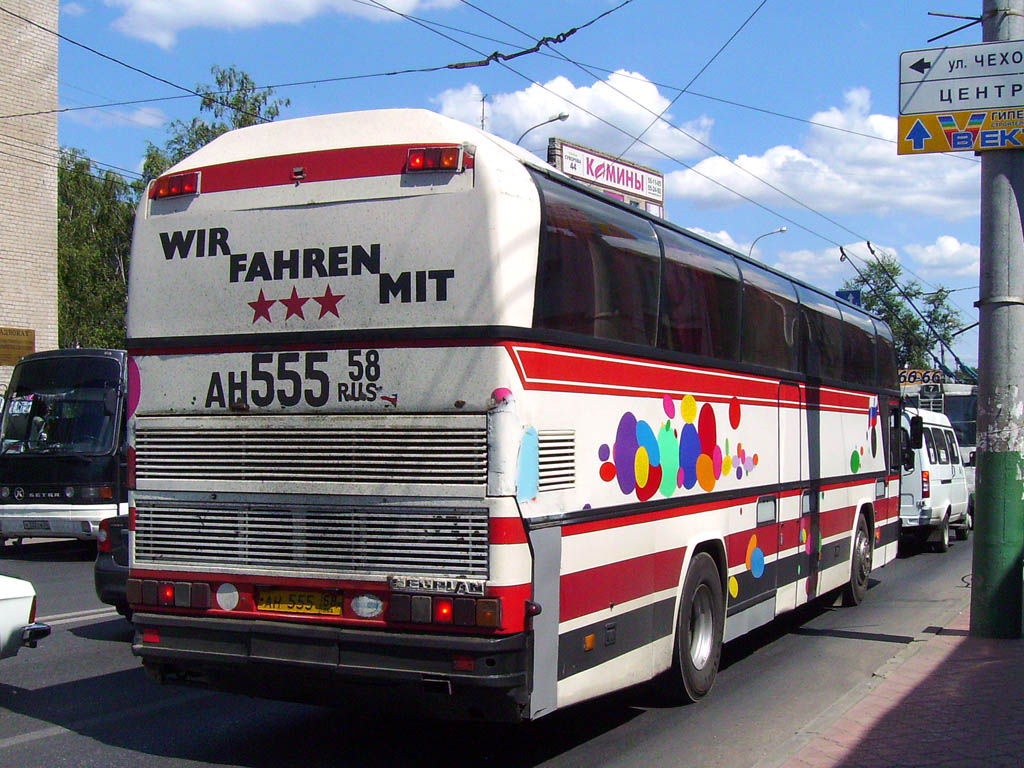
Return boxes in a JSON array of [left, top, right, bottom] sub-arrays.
[[747, 226, 787, 258], [516, 112, 569, 146]]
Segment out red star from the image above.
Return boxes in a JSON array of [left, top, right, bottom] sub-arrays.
[[313, 285, 345, 318], [280, 287, 309, 320], [248, 289, 274, 323]]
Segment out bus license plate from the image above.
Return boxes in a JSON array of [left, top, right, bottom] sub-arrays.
[[257, 589, 343, 616], [23, 520, 50, 530]]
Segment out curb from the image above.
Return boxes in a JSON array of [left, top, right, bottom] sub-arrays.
[[752, 589, 972, 768]]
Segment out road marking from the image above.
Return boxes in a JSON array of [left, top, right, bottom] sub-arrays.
[[0, 691, 210, 751], [39, 607, 118, 626]]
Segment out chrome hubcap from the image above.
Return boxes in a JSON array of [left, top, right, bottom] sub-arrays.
[[689, 584, 714, 670]]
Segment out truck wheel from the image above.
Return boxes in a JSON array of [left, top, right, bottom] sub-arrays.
[[955, 516, 970, 541], [933, 514, 950, 553], [661, 552, 724, 703], [842, 515, 872, 606]]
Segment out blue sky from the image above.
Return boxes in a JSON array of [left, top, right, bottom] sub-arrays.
[[47, 0, 984, 366]]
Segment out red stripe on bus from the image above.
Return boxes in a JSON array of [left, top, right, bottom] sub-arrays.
[[168, 144, 474, 195], [488, 583, 531, 633], [726, 523, 780, 567], [489, 516, 528, 544], [505, 343, 878, 412], [560, 547, 686, 622]]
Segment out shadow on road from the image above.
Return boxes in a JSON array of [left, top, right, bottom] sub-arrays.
[[0, 538, 96, 562]]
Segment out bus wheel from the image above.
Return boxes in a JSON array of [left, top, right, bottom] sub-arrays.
[[842, 515, 872, 606], [663, 552, 724, 703]]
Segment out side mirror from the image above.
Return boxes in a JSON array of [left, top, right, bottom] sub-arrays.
[[966, 450, 976, 467], [910, 415, 924, 449]]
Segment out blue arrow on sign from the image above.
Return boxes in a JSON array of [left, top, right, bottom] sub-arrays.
[[906, 119, 931, 150]]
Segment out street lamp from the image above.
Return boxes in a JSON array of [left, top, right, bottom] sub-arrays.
[[748, 226, 787, 258], [516, 112, 569, 146]]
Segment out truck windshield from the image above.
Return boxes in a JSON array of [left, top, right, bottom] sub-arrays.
[[0, 357, 120, 456]]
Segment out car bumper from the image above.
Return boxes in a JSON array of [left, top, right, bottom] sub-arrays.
[[94, 553, 128, 610]]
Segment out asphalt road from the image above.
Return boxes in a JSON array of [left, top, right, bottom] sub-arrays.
[[0, 535, 974, 768]]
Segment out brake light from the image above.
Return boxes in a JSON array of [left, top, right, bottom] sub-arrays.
[[433, 597, 454, 624], [149, 171, 200, 200], [29, 595, 37, 624], [97, 518, 112, 554], [922, 470, 931, 498], [406, 146, 463, 173]]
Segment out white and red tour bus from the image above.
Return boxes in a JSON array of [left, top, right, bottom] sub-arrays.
[[125, 109, 900, 721]]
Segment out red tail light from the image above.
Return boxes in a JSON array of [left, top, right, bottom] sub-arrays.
[[97, 518, 113, 554], [406, 146, 464, 173], [128, 505, 137, 532], [921, 470, 931, 498], [29, 595, 37, 623], [149, 170, 200, 199], [433, 597, 454, 624]]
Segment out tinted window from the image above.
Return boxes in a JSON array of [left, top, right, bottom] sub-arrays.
[[656, 226, 741, 360], [840, 306, 876, 387], [795, 285, 844, 380], [740, 263, 800, 372], [945, 430, 961, 464], [931, 428, 949, 464], [532, 173, 661, 345], [874, 320, 898, 389], [923, 429, 937, 463], [757, 496, 777, 525]]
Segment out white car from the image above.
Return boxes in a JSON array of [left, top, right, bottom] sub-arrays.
[[0, 573, 50, 659]]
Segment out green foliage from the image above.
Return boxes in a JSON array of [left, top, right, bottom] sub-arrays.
[[60, 65, 288, 346], [58, 149, 136, 349], [840, 249, 963, 371], [140, 64, 290, 186]]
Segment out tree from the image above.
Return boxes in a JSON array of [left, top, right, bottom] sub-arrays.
[[58, 149, 136, 349], [140, 64, 290, 185], [840, 249, 965, 372], [59, 66, 288, 346]]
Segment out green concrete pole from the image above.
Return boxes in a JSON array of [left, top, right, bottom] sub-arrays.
[[972, 0, 1024, 638]]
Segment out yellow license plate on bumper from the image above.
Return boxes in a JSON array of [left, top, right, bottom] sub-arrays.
[[257, 589, 343, 616]]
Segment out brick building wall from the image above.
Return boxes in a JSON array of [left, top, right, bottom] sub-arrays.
[[0, 0, 58, 387]]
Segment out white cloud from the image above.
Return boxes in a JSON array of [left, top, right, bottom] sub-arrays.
[[105, 0, 459, 48], [904, 236, 980, 280], [434, 71, 714, 163], [62, 104, 167, 130], [665, 88, 980, 220], [62, 2, 87, 16]]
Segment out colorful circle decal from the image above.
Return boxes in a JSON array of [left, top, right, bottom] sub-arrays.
[[598, 394, 760, 500]]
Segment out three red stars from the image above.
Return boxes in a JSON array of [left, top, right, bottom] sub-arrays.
[[248, 286, 346, 324]]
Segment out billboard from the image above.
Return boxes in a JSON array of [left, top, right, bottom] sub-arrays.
[[547, 138, 665, 217]]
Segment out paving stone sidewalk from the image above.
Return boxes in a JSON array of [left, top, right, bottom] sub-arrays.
[[772, 604, 1024, 768]]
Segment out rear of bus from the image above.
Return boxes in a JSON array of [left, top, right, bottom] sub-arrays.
[[125, 110, 546, 720]]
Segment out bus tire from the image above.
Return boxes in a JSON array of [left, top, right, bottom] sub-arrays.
[[842, 515, 872, 606], [662, 552, 724, 703]]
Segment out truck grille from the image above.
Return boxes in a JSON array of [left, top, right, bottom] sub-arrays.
[[133, 414, 488, 490], [133, 499, 489, 579]]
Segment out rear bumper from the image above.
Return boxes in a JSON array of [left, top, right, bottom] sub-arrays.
[[132, 612, 531, 720], [94, 553, 128, 610]]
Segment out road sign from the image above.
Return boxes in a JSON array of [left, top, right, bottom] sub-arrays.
[[900, 41, 1024, 116], [899, 41, 1024, 154]]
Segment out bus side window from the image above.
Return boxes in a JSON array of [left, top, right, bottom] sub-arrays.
[[838, 306, 876, 388], [740, 264, 800, 373], [874, 320, 898, 389], [531, 173, 661, 346], [655, 226, 740, 361], [795, 286, 844, 381]]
